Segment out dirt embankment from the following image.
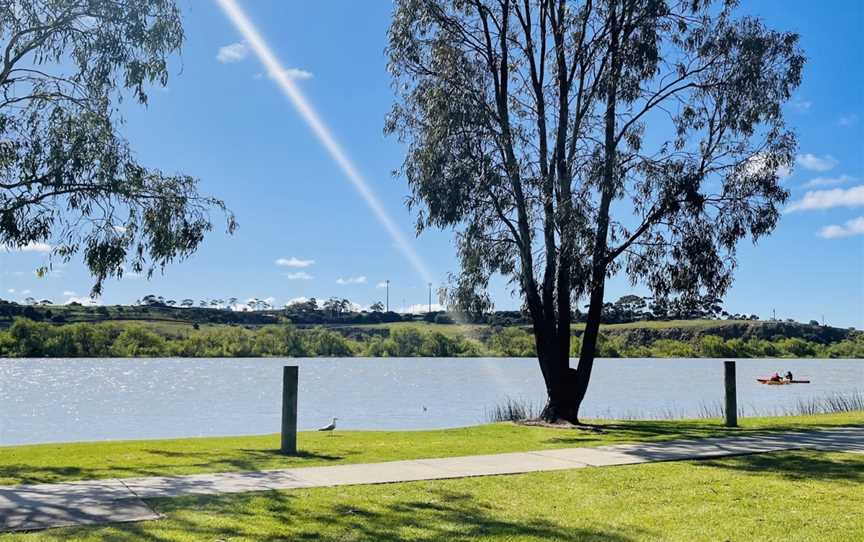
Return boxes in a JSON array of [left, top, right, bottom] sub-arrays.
[[601, 321, 856, 346]]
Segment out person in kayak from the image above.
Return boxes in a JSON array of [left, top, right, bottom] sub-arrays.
[[784, 371, 793, 381], [769, 372, 782, 382]]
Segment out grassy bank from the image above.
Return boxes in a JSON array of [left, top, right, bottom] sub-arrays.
[[1, 317, 862, 358], [1, 412, 862, 486], [2, 447, 862, 540], [6, 451, 860, 541]]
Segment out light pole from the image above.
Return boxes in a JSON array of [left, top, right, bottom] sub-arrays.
[[428, 282, 432, 314], [385, 279, 390, 312]]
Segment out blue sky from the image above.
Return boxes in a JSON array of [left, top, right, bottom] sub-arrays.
[[1, 1, 862, 327]]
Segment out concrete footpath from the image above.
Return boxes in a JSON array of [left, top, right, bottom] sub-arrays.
[[2, 426, 862, 532]]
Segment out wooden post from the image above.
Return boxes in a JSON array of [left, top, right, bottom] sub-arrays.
[[724, 360, 737, 428], [281, 366, 298, 455]]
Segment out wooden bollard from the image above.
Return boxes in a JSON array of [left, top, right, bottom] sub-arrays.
[[724, 360, 737, 427], [281, 366, 298, 455]]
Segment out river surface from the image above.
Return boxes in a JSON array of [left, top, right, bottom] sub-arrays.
[[1, 357, 861, 445]]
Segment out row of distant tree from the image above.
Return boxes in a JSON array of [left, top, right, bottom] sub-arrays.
[[1, 293, 781, 327], [127, 293, 754, 322], [595, 295, 759, 324], [131, 295, 382, 315]]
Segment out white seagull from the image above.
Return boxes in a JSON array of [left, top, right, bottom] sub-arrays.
[[318, 417, 338, 432]]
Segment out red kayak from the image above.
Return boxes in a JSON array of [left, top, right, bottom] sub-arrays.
[[757, 378, 811, 385]]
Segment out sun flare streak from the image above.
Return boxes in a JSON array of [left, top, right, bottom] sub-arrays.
[[215, 0, 433, 284]]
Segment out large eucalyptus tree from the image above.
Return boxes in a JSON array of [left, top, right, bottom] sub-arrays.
[[386, 0, 803, 422], [0, 0, 235, 295]]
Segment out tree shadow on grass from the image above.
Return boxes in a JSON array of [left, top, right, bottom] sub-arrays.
[[53, 487, 646, 542], [0, 465, 103, 486], [294, 489, 643, 542], [142, 447, 345, 463], [542, 419, 864, 447], [0, 449, 348, 486], [541, 420, 730, 446], [695, 450, 864, 483]]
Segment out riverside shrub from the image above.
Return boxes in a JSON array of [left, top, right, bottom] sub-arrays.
[[0, 318, 860, 359]]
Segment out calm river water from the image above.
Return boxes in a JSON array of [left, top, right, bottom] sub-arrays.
[[1, 357, 861, 445]]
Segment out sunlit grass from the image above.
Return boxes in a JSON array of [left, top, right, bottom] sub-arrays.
[[347, 320, 487, 337], [1, 412, 861, 486], [594, 319, 743, 331], [3, 450, 861, 541]]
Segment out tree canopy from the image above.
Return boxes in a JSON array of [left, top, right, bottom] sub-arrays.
[[387, 0, 803, 421], [0, 0, 236, 295]]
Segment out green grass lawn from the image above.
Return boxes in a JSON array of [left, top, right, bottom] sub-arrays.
[[347, 320, 488, 336], [1, 412, 862, 486], [3, 449, 861, 541]]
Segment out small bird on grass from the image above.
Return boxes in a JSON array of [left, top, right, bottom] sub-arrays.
[[318, 417, 338, 432]]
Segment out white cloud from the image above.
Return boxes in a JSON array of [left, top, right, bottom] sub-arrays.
[[275, 67, 313, 80], [336, 276, 367, 285], [284, 271, 313, 280], [275, 256, 314, 268], [789, 97, 812, 112], [120, 265, 143, 279], [786, 185, 864, 213], [796, 154, 838, 172], [233, 296, 277, 312], [804, 174, 856, 188], [62, 290, 77, 297], [819, 217, 864, 239], [744, 153, 791, 180], [258, 67, 313, 81], [2, 241, 52, 253], [6, 288, 13, 294], [838, 114, 859, 127], [216, 42, 248, 63], [20, 289, 30, 295], [403, 303, 445, 314], [376, 281, 388, 288], [65, 296, 99, 306]]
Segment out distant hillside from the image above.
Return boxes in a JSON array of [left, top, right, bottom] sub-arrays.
[[0, 301, 857, 346], [0, 302, 285, 327], [338, 319, 858, 346], [0, 301, 432, 327], [591, 320, 857, 346]]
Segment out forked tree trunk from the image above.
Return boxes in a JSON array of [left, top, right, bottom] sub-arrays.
[[539, 0, 621, 425], [533, 0, 621, 427], [539, 364, 582, 423], [535, 280, 605, 425], [535, 320, 581, 424]]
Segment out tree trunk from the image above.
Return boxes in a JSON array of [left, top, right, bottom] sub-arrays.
[[539, 366, 582, 423], [572, 279, 605, 413], [536, 322, 581, 424], [535, 280, 604, 425], [538, 0, 622, 424]]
